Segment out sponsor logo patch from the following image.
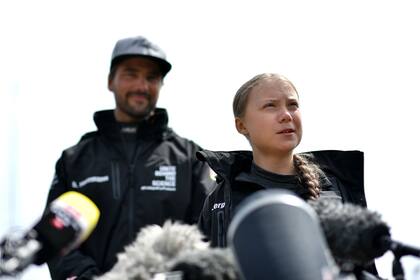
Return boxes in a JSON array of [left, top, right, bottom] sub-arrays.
[[71, 175, 109, 189], [140, 165, 177, 192]]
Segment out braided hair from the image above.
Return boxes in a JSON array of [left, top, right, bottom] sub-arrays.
[[293, 154, 323, 200]]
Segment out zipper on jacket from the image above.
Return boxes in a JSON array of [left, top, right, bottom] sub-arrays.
[[217, 211, 226, 247], [123, 138, 154, 242], [110, 161, 121, 199]]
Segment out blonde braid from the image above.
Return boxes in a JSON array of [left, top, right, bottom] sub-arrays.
[[293, 154, 322, 200]]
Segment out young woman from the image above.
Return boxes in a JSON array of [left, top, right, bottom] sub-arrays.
[[197, 73, 380, 278], [197, 73, 369, 245]]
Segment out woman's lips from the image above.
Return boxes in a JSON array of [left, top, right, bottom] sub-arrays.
[[278, 128, 295, 134]]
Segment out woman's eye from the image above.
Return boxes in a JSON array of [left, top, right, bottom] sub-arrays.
[[263, 103, 275, 108], [289, 102, 299, 108]]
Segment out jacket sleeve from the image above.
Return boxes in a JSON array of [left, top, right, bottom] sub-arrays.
[[184, 143, 215, 224], [308, 150, 367, 206], [198, 190, 226, 247], [197, 195, 212, 241], [45, 155, 101, 280], [188, 160, 215, 224], [308, 150, 380, 277]]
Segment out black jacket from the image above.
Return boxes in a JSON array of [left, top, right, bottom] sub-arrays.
[[197, 149, 367, 247], [197, 149, 380, 278], [45, 108, 213, 279]]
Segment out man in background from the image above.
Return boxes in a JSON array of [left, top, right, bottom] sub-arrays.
[[45, 35, 213, 279]]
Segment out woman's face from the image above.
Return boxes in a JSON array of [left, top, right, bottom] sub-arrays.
[[236, 79, 302, 157]]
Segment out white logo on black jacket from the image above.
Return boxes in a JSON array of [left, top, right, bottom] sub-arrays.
[[140, 165, 177, 192], [211, 202, 226, 211]]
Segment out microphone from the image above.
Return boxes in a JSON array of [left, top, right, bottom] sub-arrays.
[[97, 221, 239, 280], [309, 198, 420, 266], [167, 247, 238, 280], [227, 189, 340, 280], [308, 198, 389, 266], [0, 191, 100, 276]]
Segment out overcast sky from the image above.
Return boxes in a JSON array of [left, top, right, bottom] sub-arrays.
[[1, 0, 420, 279]]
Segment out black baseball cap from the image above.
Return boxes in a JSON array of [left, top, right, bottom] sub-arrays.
[[110, 36, 172, 77]]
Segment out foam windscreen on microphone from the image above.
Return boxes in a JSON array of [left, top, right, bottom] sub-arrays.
[[169, 248, 238, 280], [96, 221, 214, 280], [308, 198, 390, 266], [227, 189, 339, 280]]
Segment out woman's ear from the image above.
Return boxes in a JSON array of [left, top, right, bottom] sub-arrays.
[[235, 117, 248, 136]]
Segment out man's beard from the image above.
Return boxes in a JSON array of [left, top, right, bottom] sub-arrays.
[[119, 91, 156, 121]]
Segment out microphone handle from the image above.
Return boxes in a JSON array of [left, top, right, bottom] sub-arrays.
[[381, 236, 420, 258]]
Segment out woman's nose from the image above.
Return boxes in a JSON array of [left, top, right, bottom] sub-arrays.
[[278, 109, 293, 123]]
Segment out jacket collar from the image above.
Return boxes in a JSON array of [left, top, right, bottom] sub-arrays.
[[197, 149, 366, 205], [196, 150, 253, 182], [93, 108, 172, 140]]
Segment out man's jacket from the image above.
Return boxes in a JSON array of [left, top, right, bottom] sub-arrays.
[[45, 108, 213, 279]]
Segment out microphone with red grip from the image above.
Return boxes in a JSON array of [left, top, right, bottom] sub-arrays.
[[0, 191, 100, 276]]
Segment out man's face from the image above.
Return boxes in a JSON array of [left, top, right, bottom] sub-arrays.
[[108, 57, 163, 122]]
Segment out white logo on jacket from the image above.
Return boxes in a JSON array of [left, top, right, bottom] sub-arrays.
[[211, 202, 225, 211], [140, 165, 177, 192], [71, 175, 110, 189]]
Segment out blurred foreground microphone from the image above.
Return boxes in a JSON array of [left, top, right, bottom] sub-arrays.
[[97, 221, 238, 280], [309, 198, 389, 267], [309, 198, 420, 267], [0, 191, 100, 276], [227, 189, 340, 280], [167, 247, 237, 280]]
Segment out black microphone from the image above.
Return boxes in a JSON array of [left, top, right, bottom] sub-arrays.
[[0, 191, 100, 276], [227, 189, 340, 280], [309, 198, 420, 266]]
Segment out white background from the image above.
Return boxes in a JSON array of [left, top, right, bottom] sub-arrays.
[[1, 0, 420, 279]]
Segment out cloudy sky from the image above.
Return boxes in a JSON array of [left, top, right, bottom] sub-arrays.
[[1, 0, 420, 279]]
